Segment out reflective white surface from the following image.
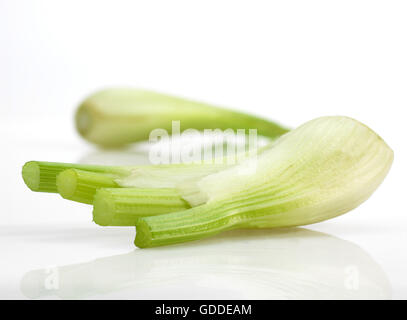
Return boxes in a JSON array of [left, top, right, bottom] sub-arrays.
[[20, 228, 390, 300], [1, 0, 407, 300]]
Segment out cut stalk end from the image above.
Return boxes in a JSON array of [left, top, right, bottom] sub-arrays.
[[92, 189, 116, 226], [134, 219, 152, 248], [22, 161, 66, 193], [75, 106, 93, 137], [57, 169, 119, 204], [56, 169, 79, 200], [22, 161, 40, 191]]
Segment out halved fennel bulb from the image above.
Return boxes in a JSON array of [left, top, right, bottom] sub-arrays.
[[134, 116, 393, 248]]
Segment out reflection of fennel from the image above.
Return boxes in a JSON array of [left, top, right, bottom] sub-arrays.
[[20, 228, 390, 299]]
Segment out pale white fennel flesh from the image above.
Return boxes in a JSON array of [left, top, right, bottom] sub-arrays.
[[134, 116, 393, 248]]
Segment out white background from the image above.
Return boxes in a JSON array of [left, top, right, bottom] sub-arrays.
[[1, 0, 406, 299]]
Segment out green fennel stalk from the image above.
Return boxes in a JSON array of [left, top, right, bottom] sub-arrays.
[[22, 160, 231, 205], [22, 141, 272, 205], [22, 161, 130, 194], [93, 188, 190, 226]]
